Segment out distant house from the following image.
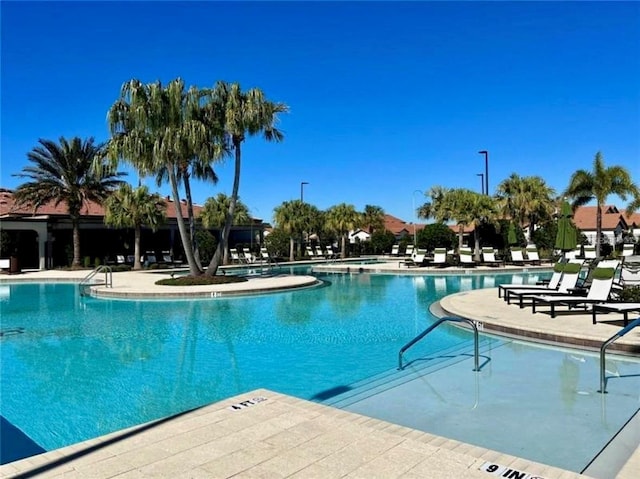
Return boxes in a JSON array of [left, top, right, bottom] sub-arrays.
[[0, 188, 263, 270], [572, 205, 640, 245], [348, 229, 371, 244], [382, 214, 426, 240]]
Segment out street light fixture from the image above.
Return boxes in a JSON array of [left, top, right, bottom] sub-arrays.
[[477, 173, 484, 195], [300, 182, 309, 202], [412, 189, 423, 245], [478, 150, 489, 195]]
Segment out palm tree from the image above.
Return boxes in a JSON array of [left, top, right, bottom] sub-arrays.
[[496, 174, 555, 242], [273, 200, 322, 261], [104, 184, 166, 270], [12, 137, 125, 267], [156, 158, 219, 269], [458, 192, 499, 260], [325, 203, 362, 259], [200, 193, 251, 264], [203, 82, 288, 276], [362, 204, 385, 234], [108, 78, 225, 276], [564, 151, 640, 256]]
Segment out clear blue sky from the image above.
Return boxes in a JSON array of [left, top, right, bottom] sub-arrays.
[[2, 1, 639, 224]]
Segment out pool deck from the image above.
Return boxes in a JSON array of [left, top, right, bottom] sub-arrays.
[[1, 261, 639, 478]]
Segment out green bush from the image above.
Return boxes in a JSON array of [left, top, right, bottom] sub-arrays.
[[370, 230, 396, 254], [83, 256, 91, 268], [418, 223, 456, 251], [156, 275, 247, 286], [619, 286, 640, 302]]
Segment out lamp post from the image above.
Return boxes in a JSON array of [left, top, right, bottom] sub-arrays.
[[412, 189, 422, 245], [300, 181, 309, 202], [477, 173, 484, 195], [478, 150, 489, 195]]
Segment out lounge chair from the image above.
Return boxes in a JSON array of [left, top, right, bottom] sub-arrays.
[[481, 247, 501, 267], [509, 248, 526, 265], [404, 245, 415, 258], [432, 248, 447, 267], [459, 247, 475, 267], [116, 255, 126, 265], [144, 252, 157, 267], [243, 248, 256, 263], [314, 246, 326, 259], [621, 243, 635, 257], [404, 248, 427, 267], [390, 244, 400, 257], [530, 260, 621, 318], [591, 302, 640, 326], [506, 260, 584, 308], [230, 248, 246, 264], [325, 245, 338, 259], [498, 259, 568, 299], [525, 246, 541, 265], [619, 257, 640, 287], [305, 246, 316, 259], [583, 245, 597, 261]]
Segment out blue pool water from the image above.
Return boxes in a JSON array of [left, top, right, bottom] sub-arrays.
[[1, 270, 638, 473]]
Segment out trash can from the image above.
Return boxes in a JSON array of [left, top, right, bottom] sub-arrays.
[[9, 256, 20, 274]]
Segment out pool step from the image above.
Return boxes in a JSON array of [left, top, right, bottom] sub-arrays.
[[321, 338, 505, 409]]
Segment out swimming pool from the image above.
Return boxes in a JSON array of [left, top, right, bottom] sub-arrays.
[[1, 271, 638, 474]]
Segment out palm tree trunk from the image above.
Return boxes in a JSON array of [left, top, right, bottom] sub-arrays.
[[168, 164, 201, 276], [72, 218, 81, 267], [134, 225, 142, 270], [289, 237, 295, 262], [341, 235, 347, 259], [183, 173, 202, 270], [474, 232, 481, 262], [206, 139, 241, 276], [596, 203, 603, 257], [458, 225, 464, 250]]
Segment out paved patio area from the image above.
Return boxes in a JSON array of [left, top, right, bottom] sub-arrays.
[[1, 261, 638, 478]]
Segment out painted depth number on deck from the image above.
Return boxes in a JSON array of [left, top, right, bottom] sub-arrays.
[[479, 462, 546, 479]]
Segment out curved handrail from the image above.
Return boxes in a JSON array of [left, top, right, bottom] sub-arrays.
[[398, 316, 479, 372], [599, 317, 640, 393], [79, 265, 113, 295]]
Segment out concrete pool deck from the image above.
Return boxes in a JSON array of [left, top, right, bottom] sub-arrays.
[[1, 262, 639, 478]]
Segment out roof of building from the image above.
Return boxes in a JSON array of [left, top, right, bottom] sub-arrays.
[[572, 204, 640, 230], [0, 189, 202, 220]]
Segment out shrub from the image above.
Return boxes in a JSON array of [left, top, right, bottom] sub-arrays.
[[83, 256, 91, 268], [156, 275, 247, 286], [618, 286, 640, 302], [370, 230, 396, 254], [418, 223, 456, 251]]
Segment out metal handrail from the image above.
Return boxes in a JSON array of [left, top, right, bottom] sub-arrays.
[[398, 316, 480, 371], [599, 317, 640, 393], [79, 265, 113, 295]]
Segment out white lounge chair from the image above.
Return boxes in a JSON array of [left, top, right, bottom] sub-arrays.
[[591, 302, 640, 326], [583, 245, 597, 260], [621, 243, 635, 257], [390, 244, 400, 256], [506, 260, 584, 308], [230, 248, 246, 264], [525, 246, 541, 265], [325, 245, 338, 259], [530, 260, 621, 318], [459, 247, 475, 266], [405, 248, 427, 267], [498, 260, 564, 298], [510, 248, 526, 265], [432, 248, 447, 267], [481, 247, 501, 267], [620, 258, 640, 287], [404, 245, 415, 258], [314, 246, 326, 259], [243, 247, 255, 263]]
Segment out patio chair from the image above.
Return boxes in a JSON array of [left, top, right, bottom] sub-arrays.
[[509, 247, 526, 265], [583, 245, 597, 261], [498, 259, 568, 299], [404, 245, 415, 258], [230, 248, 246, 264], [481, 247, 501, 267], [459, 247, 475, 267], [325, 245, 338, 259], [243, 247, 256, 263], [314, 246, 326, 259], [619, 257, 640, 287], [432, 248, 447, 267], [390, 244, 400, 256], [530, 260, 621, 318], [591, 302, 640, 326], [525, 246, 541, 265], [506, 260, 584, 308], [621, 243, 635, 257], [144, 252, 157, 267], [404, 248, 427, 267], [305, 246, 316, 259]]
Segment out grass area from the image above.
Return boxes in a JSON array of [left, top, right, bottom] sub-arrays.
[[156, 275, 248, 286]]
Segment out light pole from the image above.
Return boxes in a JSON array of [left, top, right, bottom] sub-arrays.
[[300, 182, 309, 202], [477, 173, 484, 195], [478, 150, 489, 195], [412, 189, 422, 245]]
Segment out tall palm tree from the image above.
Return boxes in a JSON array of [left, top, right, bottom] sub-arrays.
[[458, 192, 499, 260], [104, 184, 166, 270], [273, 200, 321, 261], [362, 204, 385, 234], [203, 82, 288, 276], [156, 158, 219, 269], [201, 193, 251, 264], [496, 174, 555, 242], [565, 151, 639, 256], [325, 203, 362, 259], [13, 137, 125, 267], [108, 78, 225, 276]]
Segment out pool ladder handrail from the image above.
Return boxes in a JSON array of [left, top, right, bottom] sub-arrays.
[[79, 265, 113, 296], [398, 316, 480, 371], [599, 317, 640, 394]]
